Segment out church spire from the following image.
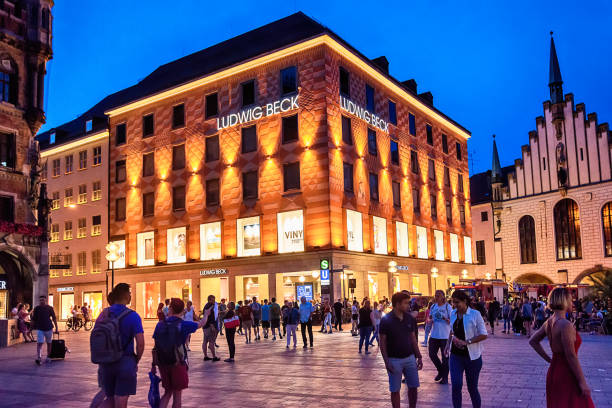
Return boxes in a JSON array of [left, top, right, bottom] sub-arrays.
[[491, 135, 501, 182], [549, 31, 564, 104]]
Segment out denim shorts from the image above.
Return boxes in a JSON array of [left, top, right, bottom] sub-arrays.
[[36, 329, 53, 344], [100, 355, 137, 397], [388, 355, 420, 392]]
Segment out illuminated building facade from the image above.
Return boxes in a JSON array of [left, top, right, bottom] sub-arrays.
[[38, 13, 473, 315]]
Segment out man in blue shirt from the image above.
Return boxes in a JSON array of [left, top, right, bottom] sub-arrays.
[[99, 283, 144, 408], [298, 296, 314, 348], [261, 299, 271, 339], [153, 298, 205, 408]]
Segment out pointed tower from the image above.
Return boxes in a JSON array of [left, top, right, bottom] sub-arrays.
[[491, 135, 503, 203], [549, 31, 564, 105]]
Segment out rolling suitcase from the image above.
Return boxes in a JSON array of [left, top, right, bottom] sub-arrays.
[[49, 332, 67, 359]]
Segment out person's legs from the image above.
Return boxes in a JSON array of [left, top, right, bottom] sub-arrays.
[[387, 358, 402, 408], [449, 353, 466, 408], [364, 327, 373, 352], [370, 323, 378, 346], [171, 390, 182, 408], [336, 312, 342, 331], [291, 325, 297, 346], [207, 338, 216, 358], [407, 388, 418, 408], [113, 396, 129, 408], [226, 328, 236, 359], [489, 319, 495, 334], [160, 389, 172, 408], [358, 327, 366, 352], [464, 357, 482, 408], [428, 338, 443, 379], [423, 323, 431, 345], [300, 322, 307, 347], [307, 321, 313, 346], [401, 356, 420, 408]]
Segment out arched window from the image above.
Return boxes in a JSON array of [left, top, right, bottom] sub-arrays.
[[554, 198, 582, 260], [519, 215, 537, 264], [0, 57, 17, 104], [603, 202, 612, 257]]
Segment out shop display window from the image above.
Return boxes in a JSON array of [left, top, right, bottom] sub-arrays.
[[110, 239, 126, 269], [137, 231, 155, 266], [137, 281, 160, 319], [60, 293, 74, 320], [464, 236, 472, 264], [277, 210, 304, 253], [346, 209, 363, 252], [396, 221, 409, 257], [434, 230, 445, 261], [373, 216, 387, 255], [416, 226, 428, 259], [237, 216, 260, 257], [166, 279, 192, 303], [83, 292, 103, 319], [167, 227, 187, 264], [200, 222, 222, 260], [450, 233, 460, 262]]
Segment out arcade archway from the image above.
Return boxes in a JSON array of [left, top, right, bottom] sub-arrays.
[[514, 273, 553, 284], [0, 249, 35, 318], [573, 265, 612, 285]]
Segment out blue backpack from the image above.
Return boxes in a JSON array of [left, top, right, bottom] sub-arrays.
[[153, 319, 186, 366]]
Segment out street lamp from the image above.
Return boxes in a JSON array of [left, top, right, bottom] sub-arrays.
[[431, 267, 439, 292], [485, 272, 491, 280], [105, 242, 120, 292], [462, 269, 468, 279]]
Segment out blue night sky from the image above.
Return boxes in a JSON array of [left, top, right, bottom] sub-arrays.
[[40, 1, 612, 174]]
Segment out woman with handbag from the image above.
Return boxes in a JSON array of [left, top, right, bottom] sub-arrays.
[[223, 302, 239, 362]]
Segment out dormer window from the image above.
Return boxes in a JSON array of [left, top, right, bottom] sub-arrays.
[[85, 119, 92, 133], [50, 132, 55, 144]]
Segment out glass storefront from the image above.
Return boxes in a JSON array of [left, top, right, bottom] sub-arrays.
[[83, 291, 103, 319], [367, 272, 389, 301], [0, 289, 7, 319], [346, 209, 363, 252], [137, 231, 155, 266], [237, 217, 261, 257], [200, 222, 222, 260], [276, 271, 321, 302], [200, 276, 229, 309], [136, 281, 160, 319], [167, 227, 187, 264], [60, 293, 74, 320], [235, 274, 268, 301], [166, 279, 192, 303]]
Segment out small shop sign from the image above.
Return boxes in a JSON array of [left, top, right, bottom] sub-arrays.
[[200, 268, 228, 276], [57, 287, 74, 292]]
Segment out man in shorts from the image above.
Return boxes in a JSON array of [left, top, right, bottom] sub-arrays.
[[31, 295, 58, 365], [269, 298, 282, 340], [379, 291, 422, 408], [202, 295, 220, 361], [239, 300, 254, 344], [261, 299, 271, 339], [250, 297, 262, 341]]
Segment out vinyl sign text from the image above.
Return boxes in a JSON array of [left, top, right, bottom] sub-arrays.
[[340, 95, 389, 133], [217, 95, 299, 130]]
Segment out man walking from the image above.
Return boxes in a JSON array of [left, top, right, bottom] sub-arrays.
[[261, 299, 270, 339], [218, 299, 227, 336], [202, 295, 220, 362], [487, 297, 500, 335], [333, 298, 343, 331], [239, 299, 254, 344], [379, 292, 422, 408], [269, 298, 282, 340], [31, 295, 58, 365], [299, 296, 314, 348], [522, 298, 533, 337], [250, 297, 262, 341], [428, 290, 451, 384]]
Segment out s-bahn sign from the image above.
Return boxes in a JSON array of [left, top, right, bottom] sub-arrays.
[[216, 95, 299, 130], [339, 95, 389, 133]]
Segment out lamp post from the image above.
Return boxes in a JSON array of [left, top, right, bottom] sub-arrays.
[[431, 267, 439, 292], [105, 242, 119, 292]]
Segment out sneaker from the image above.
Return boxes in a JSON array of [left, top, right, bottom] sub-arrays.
[[434, 374, 442, 382], [439, 379, 449, 385], [358, 350, 362, 354], [310, 344, 313, 348], [35, 359, 41, 366], [286, 345, 289, 349], [212, 357, 220, 362], [224, 358, 234, 362], [264, 334, 268, 339], [280, 335, 283, 339], [204, 356, 212, 361], [273, 336, 276, 341], [186, 346, 191, 351], [303, 345, 308, 348], [215, 343, 220, 348]]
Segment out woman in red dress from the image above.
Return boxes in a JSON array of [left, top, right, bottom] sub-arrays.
[[529, 287, 595, 408]]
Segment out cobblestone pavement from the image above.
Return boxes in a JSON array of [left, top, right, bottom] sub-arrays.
[[0, 322, 610, 407]]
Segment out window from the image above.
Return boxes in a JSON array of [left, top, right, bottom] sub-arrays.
[[205, 93, 218, 118], [341, 116, 352, 145], [367, 128, 377, 156], [93, 146, 101, 166], [554, 198, 581, 260], [241, 126, 257, 153], [446, 200, 452, 223], [428, 159, 436, 181], [77, 218, 86, 238], [412, 187, 420, 214], [280, 66, 297, 95], [410, 151, 419, 174], [430, 194, 437, 219], [65, 155, 73, 174], [85, 120, 93, 133], [143, 192, 155, 217], [283, 162, 300, 191], [519, 215, 537, 264], [0, 195, 14, 222], [52, 158, 60, 176], [116, 123, 126, 145], [41, 162, 47, 181], [343, 162, 353, 193], [603, 202, 612, 257], [242, 80, 255, 106], [365, 84, 375, 113], [458, 173, 464, 193], [442, 134, 448, 154], [369, 173, 379, 201], [115, 160, 126, 183], [409, 113, 416, 136], [64, 221, 72, 240], [460, 203, 466, 226], [243, 171, 258, 200], [78, 184, 87, 203], [63, 254, 73, 276], [205, 135, 219, 162], [444, 166, 451, 187], [456, 141, 462, 160], [481, 211, 488, 222], [388, 100, 397, 125], [282, 114, 298, 143], [50, 224, 59, 242], [142, 152, 154, 177], [476, 240, 486, 265], [339, 67, 350, 97], [78, 150, 87, 170], [206, 179, 220, 207], [92, 250, 101, 274], [172, 185, 185, 211], [137, 231, 155, 266], [92, 181, 101, 201], [426, 125, 433, 145], [64, 188, 73, 207], [172, 104, 185, 128], [0, 65, 16, 104], [51, 192, 59, 209], [390, 140, 399, 165], [115, 198, 126, 221], [392, 181, 401, 208], [77, 252, 87, 275], [172, 144, 185, 170], [49, 132, 55, 144], [142, 113, 154, 137]]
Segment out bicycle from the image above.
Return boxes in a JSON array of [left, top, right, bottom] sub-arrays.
[[65, 317, 83, 332], [83, 318, 93, 331]]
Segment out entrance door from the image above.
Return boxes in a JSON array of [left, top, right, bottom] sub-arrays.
[[220, 277, 229, 300], [60, 293, 74, 320]]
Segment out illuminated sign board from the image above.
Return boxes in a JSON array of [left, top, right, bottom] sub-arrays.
[[57, 287, 74, 292], [200, 268, 228, 276], [296, 284, 313, 302], [340, 95, 389, 133], [277, 210, 304, 253], [217, 95, 299, 130], [320, 258, 330, 286], [0, 280, 6, 290]]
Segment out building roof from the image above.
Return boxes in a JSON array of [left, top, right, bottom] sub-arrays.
[[549, 33, 563, 86], [470, 165, 514, 205], [37, 12, 470, 149]]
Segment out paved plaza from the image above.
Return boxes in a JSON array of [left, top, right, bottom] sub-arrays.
[[0, 322, 610, 407]]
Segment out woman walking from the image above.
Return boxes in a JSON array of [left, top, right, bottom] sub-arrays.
[[351, 300, 359, 336], [358, 300, 374, 354], [222, 302, 239, 362], [369, 302, 383, 346], [156, 302, 165, 321], [184, 300, 195, 351], [444, 290, 488, 408], [286, 302, 300, 348], [529, 287, 594, 408]]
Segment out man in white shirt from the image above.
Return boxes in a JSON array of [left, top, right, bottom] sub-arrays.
[[428, 290, 452, 384]]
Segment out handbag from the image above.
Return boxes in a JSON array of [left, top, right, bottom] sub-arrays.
[[148, 370, 161, 408]]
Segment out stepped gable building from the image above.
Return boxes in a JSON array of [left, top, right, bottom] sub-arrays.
[[0, 0, 53, 327], [37, 13, 473, 317], [471, 33, 612, 289]]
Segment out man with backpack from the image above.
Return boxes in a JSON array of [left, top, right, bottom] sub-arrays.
[[153, 298, 206, 408], [239, 299, 254, 344], [250, 297, 262, 341], [91, 283, 144, 408]]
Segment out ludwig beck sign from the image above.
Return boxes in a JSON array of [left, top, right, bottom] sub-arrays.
[[217, 95, 299, 130]]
